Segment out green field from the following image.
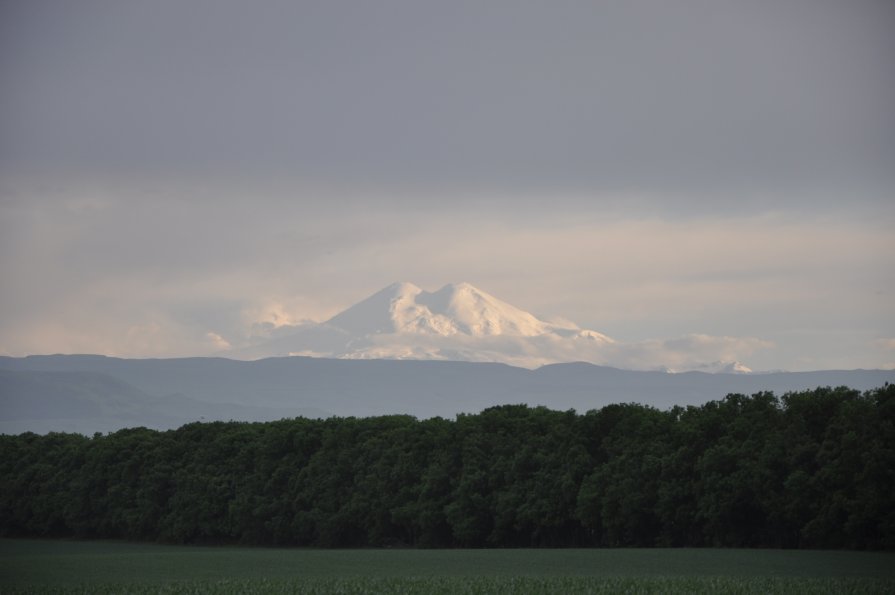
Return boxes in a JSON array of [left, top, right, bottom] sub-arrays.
[[2, 539, 893, 594]]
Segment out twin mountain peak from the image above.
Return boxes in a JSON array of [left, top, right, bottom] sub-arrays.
[[234, 282, 613, 367], [325, 281, 612, 341]]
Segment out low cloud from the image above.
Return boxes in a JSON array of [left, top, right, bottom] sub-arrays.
[[205, 332, 231, 350], [357, 330, 775, 372], [607, 334, 776, 372], [1, 181, 891, 370], [225, 320, 775, 372]]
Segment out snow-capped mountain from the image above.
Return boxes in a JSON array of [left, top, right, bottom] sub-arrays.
[[228, 282, 754, 372], [229, 281, 614, 367]]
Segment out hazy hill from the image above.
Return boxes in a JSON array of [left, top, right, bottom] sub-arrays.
[[0, 364, 325, 435], [1, 354, 892, 435]]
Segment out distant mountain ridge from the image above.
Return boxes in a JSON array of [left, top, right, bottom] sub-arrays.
[[1, 354, 892, 435], [0, 365, 320, 435]]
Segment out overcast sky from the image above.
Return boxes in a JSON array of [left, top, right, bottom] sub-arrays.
[[2, 0, 893, 371]]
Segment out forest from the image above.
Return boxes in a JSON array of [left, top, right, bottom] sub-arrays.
[[1, 385, 892, 549]]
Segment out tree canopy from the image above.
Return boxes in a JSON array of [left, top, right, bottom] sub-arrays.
[[2, 385, 892, 549]]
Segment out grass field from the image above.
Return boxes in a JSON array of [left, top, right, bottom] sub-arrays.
[[2, 539, 893, 594]]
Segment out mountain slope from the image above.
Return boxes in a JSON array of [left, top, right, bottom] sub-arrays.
[[0, 366, 324, 435]]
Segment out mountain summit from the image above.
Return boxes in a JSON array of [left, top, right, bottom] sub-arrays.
[[230, 282, 614, 367], [326, 281, 585, 338]]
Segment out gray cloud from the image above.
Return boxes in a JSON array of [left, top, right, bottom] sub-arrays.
[[2, 1, 893, 210]]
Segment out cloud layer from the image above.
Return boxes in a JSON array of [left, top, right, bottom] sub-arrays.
[[1, 182, 892, 370], [3, 2, 894, 198]]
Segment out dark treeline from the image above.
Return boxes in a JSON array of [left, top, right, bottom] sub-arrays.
[[1, 386, 893, 549]]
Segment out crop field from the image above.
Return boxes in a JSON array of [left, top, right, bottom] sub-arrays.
[[2, 539, 893, 594]]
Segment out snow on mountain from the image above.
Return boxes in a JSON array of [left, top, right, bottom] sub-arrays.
[[415, 282, 549, 336], [325, 282, 425, 336], [325, 281, 602, 339]]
